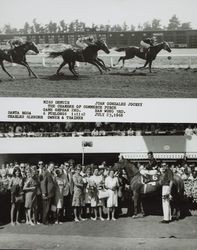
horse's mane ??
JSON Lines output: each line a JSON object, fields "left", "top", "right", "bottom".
{"left": 118, "top": 158, "right": 140, "bottom": 181}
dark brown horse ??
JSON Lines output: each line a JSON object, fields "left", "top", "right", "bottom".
{"left": 115, "top": 41, "right": 171, "bottom": 73}
{"left": 49, "top": 40, "right": 110, "bottom": 77}
{"left": 118, "top": 158, "right": 184, "bottom": 219}
{"left": 0, "top": 41, "right": 39, "bottom": 79}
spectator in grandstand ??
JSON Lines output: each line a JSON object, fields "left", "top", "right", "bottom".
{"left": 160, "top": 162, "right": 174, "bottom": 224}
{"left": 91, "top": 128, "right": 99, "bottom": 136}
{"left": 9, "top": 167, "right": 24, "bottom": 226}
{"left": 127, "top": 127, "right": 135, "bottom": 136}
{"left": 105, "top": 170, "right": 119, "bottom": 220}
{"left": 72, "top": 164, "right": 86, "bottom": 222}
{"left": 185, "top": 125, "right": 193, "bottom": 136}
{"left": 193, "top": 126, "right": 197, "bottom": 135}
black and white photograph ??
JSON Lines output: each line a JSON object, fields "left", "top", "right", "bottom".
{"left": 0, "top": 121, "right": 197, "bottom": 249}
{"left": 0, "top": 0, "right": 197, "bottom": 249}
{"left": 0, "top": 0, "right": 196, "bottom": 97}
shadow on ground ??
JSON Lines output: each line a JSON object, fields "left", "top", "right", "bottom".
{"left": 42, "top": 73, "right": 91, "bottom": 81}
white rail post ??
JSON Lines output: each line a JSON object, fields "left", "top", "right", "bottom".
{"left": 188, "top": 56, "right": 191, "bottom": 68}
{"left": 110, "top": 57, "right": 114, "bottom": 67}
{"left": 42, "top": 55, "right": 46, "bottom": 67}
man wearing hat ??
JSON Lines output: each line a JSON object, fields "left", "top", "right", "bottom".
{"left": 160, "top": 162, "right": 174, "bottom": 223}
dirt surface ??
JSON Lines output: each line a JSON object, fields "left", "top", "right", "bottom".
{"left": 0, "top": 66, "right": 197, "bottom": 98}
{"left": 0, "top": 216, "right": 197, "bottom": 249}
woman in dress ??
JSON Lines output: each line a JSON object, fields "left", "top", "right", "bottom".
{"left": 9, "top": 167, "right": 24, "bottom": 226}
{"left": 54, "top": 168, "right": 65, "bottom": 224}
{"left": 89, "top": 167, "right": 105, "bottom": 221}
{"left": 72, "top": 164, "right": 86, "bottom": 222}
{"left": 105, "top": 170, "right": 119, "bottom": 220}
{"left": 23, "top": 167, "right": 39, "bottom": 225}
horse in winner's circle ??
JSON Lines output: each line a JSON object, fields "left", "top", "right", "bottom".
{"left": 118, "top": 158, "right": 184, "bottom": 220}
{"left": 49, "top": 40, "right": 110, "bottom": 77}
{"left": 0, "top": 41, "right": 39, "bottom": 79}
{"left": 115, "top": 41, "right": 171, "bottom": 73}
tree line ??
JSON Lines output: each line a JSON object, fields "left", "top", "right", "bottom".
{"left": 1, "top": 15, "right": 192, "bottom": 34}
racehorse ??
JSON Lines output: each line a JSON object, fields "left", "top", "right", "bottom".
{"left": 118, "top": 158, "right": 184, "bottom": 220}
{"left": 49, "top": 40, "right": 110, "bottom": 77}
{"left": 0, "top": 41, "right": 39, "bottom": 79}
{"left": 115, "top": 41, "right": 171, "bottom": 73}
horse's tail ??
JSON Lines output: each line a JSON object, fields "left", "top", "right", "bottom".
{"left": 115, "top": 48, "right": 126, "bottom": 52}
{"left": 48, "top": 51, "right": 64, "bottom": 58}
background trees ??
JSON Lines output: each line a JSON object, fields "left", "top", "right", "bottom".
{"left": 0, "top": 15, "right": 193, "bottom": 34}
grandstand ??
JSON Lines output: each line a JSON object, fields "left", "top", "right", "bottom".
{"left": 1, "top": 30, "right": 197, "bottom": 48}
{"left": 0, "top": 125, "right": 197, "bottom": 165}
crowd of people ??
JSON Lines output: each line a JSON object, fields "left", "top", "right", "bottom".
{"left": 0, "top": 122, "right": 196, "bottom": 138}
{"left": 0, "top": 156, "right": 197, "bottom": 226}
{"left": 0, "top": 160, "right": 122, "bottom": 226}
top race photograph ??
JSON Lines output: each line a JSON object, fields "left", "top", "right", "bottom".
{"left": 0, "top": 0, "right": 197, "bottom": 98}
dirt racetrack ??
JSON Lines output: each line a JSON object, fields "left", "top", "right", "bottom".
{"left": 0, "top": 65, "right": 197, "bottom": 97}
{"left": 0, "top": 216, "right": 197, "bottom": 249}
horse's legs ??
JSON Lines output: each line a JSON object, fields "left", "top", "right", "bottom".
{"left": 23, "top": 59, "right": 31, "bottom": 76}
{"left": 133, "top": 60, "right": 149, "bottom": 73}
{"left": 19, "top": 61, "right": 38, "bottom": 78}
{"left": 96, "top": 58, "right": 109, "bottom": 71}
{"left": 56, "top": 61, "right": 67, "bottom": 75}
{"left": 148, "top": 61, "right": 153, "bottom": 73}
{"left": 0, "top": 61, "right": 15, "bottom": 79}
{"left": 68, "top": 62, "right": 78, "bottom": 77}
{"left": 89, "top": 61, "right": 103, "bottom": 74}
{"left": 114, "top": 56, "right": 124, "bottom": 67}
{"left": 140, "top": 198, "right": 145, "bottom": 217}
{"left": 120, "top": 57, "right": 126, "bottom": 68}
{"left": 132, "top": 191, "right": 139, "bottom": 218}
{"left": 71, "top": 61, "right": 79, "bottom": 75}
{"left": 95, "top": 59, "right": 108, "bottom": 72}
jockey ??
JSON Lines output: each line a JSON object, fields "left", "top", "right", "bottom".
{"left": 140, "top": 37, "right": 156, "bottom": 58}
{"left": 7, "top": 37, "right": 24, "bottom": 50}
{"left": 6, "top": 38, "right": 24, "bottom": 62}
{"left": 140, "top": 151, "right": 159, "bottom": 184}
{"left": 75, "top": 35, "right": 95, "bottom": 62}
{"left": 76, "top": 35, "right": 95, "bottom": 49}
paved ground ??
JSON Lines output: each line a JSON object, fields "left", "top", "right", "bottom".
{"left": 0, "top": 215, "right": 197, "bottom": 249}
{"left": 0, "top": 66, "right": 197, "bottom": 98}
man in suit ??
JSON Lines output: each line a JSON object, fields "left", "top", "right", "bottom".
{"left": 41, "top": 162, "right": 55, "bottom": 225}
{"left": 62, "top": 162, "right": 74, "bottom": 221}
